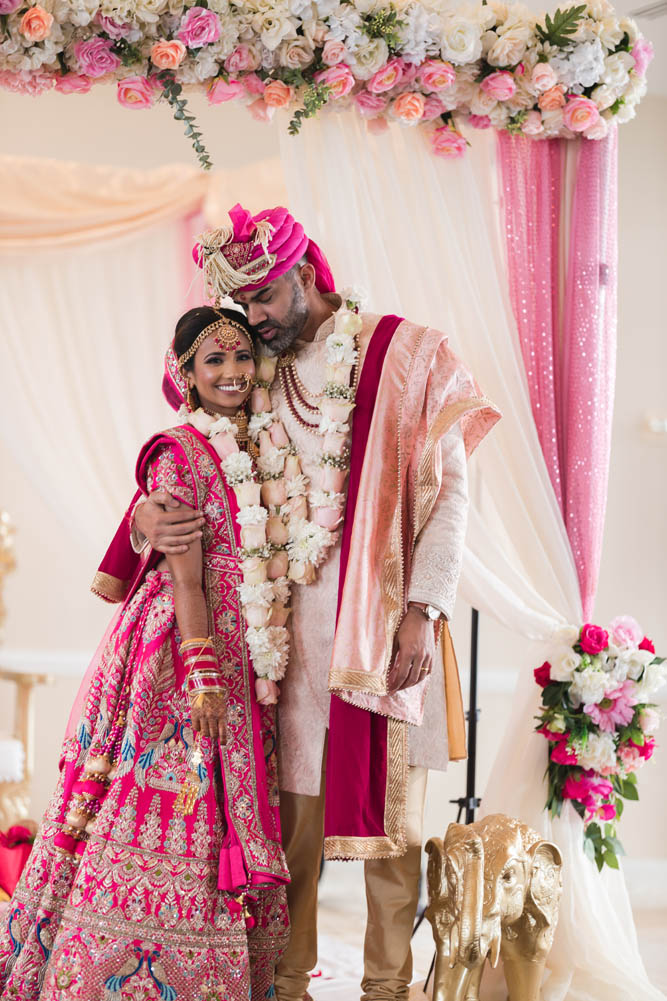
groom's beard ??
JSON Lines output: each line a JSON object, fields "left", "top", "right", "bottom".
{"left": 252, "top": 283, "right": 309, "bottom": 356}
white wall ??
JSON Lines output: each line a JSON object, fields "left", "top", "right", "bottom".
{"left": 0, "top": 91, "right": 665, "bottom": 892}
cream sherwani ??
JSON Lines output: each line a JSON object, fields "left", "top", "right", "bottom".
{"left": 273, "top": 307, "right": 470, "bottom": 1001}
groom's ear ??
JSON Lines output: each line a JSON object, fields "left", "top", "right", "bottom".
{"left": 298, "top": 262, "right": 316, "bottom": 292}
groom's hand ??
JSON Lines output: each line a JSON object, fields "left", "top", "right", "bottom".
{"left": 387, "top": 606, "right": 436, "bottom": 692}
{"left": 134, "top": 490, "right": 205, "bottom": 555}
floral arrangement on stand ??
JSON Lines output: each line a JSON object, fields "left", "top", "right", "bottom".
{"left": 0, "top": 0, "right": 653, "bottom": 168}
{"left": 535, "top": 616, "right": 665, "bottom": 871}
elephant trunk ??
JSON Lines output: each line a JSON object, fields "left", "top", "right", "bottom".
{"left": 450, "top": 834, "right": 484, "bottom": 968}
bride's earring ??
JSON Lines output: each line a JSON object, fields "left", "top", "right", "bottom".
{"left": 187, "top": 382, "right": 199, "bottom": 412}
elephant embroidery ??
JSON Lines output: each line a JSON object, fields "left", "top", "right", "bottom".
{"left": 425, "top": 813, "right": 563, "bottom": 1001}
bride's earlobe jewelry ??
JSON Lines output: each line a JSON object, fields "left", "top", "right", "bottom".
{"left": 187, "top": 383, "right": 199, "bottom": 412}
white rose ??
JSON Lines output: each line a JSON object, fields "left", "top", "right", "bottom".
{"left": 253, "top": 11, "right": 298, "bottom": 50}
{"left": 624, "top": 648, "right": 655, "bottom": 680}
{"left": 346, "top": 37, "right": 389, "bottom": 79}
{"left": 488, "top": 104, "right": 511, "bottom": 127}
{"left": 636, "top": 662, "right": 667, "bottom": 700}
{"left": 570, "top": 666, "right": 608, "bottom": 707}
{"left": 440, "top": 16, "right": 483, "bottom": 65}
{"left": 552, "top": 624, "right": 581, "bottom": 647}
{"left": 550, "top": 645, "right": 582, "bottom": 683}
{"left": 626, "top": 73, "right": 647, "bottom": 102}
{"left": 487, "top": 28, "right": 529, "bottom": 67}
{"left": 586, "top": 0, "right": 614, "bottom": 18}
{"left": 279, "top": 37, "right": 315, "bottom": 68}
{"left": 590, "top": 83, "right": 617, "bottom": 110}
{"left": 134, "top": 0, "right": 169, "bottom": 22}
{"left": 577, "top": 731, "right": 617, "bottom": 773}
{"left": 594, "top": 15, "right": 624, "bottom": 50}
{"left": 615, "top": 100, "right": 637, "bottom": 124}
{"left": 469, "top": 86, "right": 497, "bottom": 115}
{"left": 618, "top": 16, "right": 639, "bottom": 44}
{"left": 541, "top": 108, "right": 564, "bottom": 134}
{"left": 602, "top": 50, "right": 634, "bottom": 89}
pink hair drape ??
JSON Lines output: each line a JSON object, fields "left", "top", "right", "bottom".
{"left": 498, "top": 130, "right": 618, "bottom": 619}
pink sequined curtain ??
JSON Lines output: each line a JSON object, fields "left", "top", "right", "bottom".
{"left": 498, "top": 130, "right": 618, "bottom": 619}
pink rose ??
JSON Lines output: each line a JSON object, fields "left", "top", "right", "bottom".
{"left": 367, "top": 57, "right": 404, "bottom": 94}
{"left": 314, "top": 64, "right": 355, "bottom": 100}
{"left": 630, "top": 736, "right": 655, "bottom": 761}
{"left": 117, "top": 77, "right": 154, "bottom": 110}
{"left": 467, "top": 113, "right": 492, "bottom": 129}
{"left": 178, "top": 7, "right": 221, "bottom": 48}
{"left": 631, "top": 38, "right": 654, "bottom": 78}
{"left": 579, "top": 623, "right": 609, "bottom": 655}
{"left": 54, "top": 74, "right": 92, "bottom": 94}
{"left": 208, "top": 78, "right": 244, "bottom": 104}
{"left": 639, "top": 636, "right": 655, "bottom": 654}
{"left": 0, "top": 69, "right": 54, "bottom": 95}
{"left": 95, "top": 14, "right": 131, "bottom": 39}
{"left": 19, "top": 5, "right": 53, "bottom": 42}
{"left": 355, "top": 90, "right": 388, "bottom": 117}
{"left": 531, "top": 61, "right": 558, "bottom": 93}
{"left": 550, "top": 738, "right": 578, "bottom": 766}
{"left": 264, "top": 79, "right": 293, "bottom": 109}
{"left": 399, "top": 60, "right": 418, "bottom": 84}
{"left": 538, "top": 85, "right": 566, "bottom": 110}
{"left": 609, "top": 615, "right": 644, "bottom": 649}
{"left": 521, "top": 110, "right": 544, "bottom": 135}
{"left": 244, "top": 72, "right": 266, "bottom": 96}
{"left": 422, "top": 95, "right": 446, "bottom": 121}
{"left": 418, "top": 59, "right": 456, "bottom": 93}
{"left": 534, "top": 662, "right": 552, "bottom": 688}
{"left": 431, "top": 125, "right": 467, "bottom": 159}
{"left": 480, "top": 70, "right": 516, "bottom": 101}
{"left": 322, "top": 39, "right": 346, "bottom": 66}
{"left": 390, "top": 91, "right": 425, "bottom": 123}
{"left": 0, "top": 0, "right": 21, "bottom": 12}
{"left": 74, "top": 38, "right": 121, "bottom": 79}
{"left": 597, "top": 802, "right": 617, "bottom": 822}
{"left": 562, "top": 96, "right": 600, "bottom": 133}
{"left": 151, "top": 39, "right": 187, "bottom": 70}
{"left": 639, "top": 707, "right": 660, "bottom": 735}
{"left": 248, "top": 98, "right": 275, "bottom": 123}
{"left": 225, "top": 45, "right": 260, "bottom": 74}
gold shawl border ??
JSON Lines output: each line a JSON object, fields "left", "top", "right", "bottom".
{"left": 90, "top": 571, "right": 130, "bottom": 604}
{"left": 324, "top": 718, "right": 408, "bottom": 861}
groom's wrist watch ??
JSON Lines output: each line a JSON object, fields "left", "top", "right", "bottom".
{"left": 409, "top": 601, "right": 442, "bottom": 622}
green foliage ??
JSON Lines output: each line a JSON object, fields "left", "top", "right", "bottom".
{"left": 288, "top": 82, "right": 330, "bottom": 135}
{"left": 362, "top": 6, "right": 406, "bottom": 51}
{"left": 536, "top": 5, "right": 587, "bottom": 48}
{"left": 113, "top": 39, "right": 142, "bottom": 67}
{"left": 158, "top": 73, "right": 213, "bottom": 171}
{"left": 505, "top": 111, "right": 528, "bottom": 134}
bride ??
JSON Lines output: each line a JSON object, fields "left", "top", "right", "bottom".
{"left": 0, "top": 307, "right": 292, "bottom": 1000}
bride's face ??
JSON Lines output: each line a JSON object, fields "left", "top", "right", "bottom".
{"left": 187, "top": 330, "right": 255, "bottom": 415}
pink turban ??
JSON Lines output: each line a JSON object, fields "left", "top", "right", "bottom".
{"left": 193, "top": 204, "right": 335, "bottom": 299}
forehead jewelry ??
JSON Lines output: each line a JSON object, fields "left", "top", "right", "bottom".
{"left": 177, "top": 317, "right": 253, "bottom": 372}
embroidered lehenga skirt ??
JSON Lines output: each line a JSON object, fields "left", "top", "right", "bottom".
{"left": 0, "top": 430, "right": 291, "bottom": 1000}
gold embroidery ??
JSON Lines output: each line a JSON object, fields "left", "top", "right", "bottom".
{"left": 90, "top": 570, "right": 130, "bottom": 604}
{"left": 327, "top": 670, "right": 386, "bottom": 695}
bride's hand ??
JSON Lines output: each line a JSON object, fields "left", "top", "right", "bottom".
{"left": 255, "top": 679, "right": 280, "bottom": 706}
{"left": 191, "top": 693, "right": 228, "bottom": 743}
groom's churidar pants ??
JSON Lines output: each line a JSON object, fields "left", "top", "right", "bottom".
{"left": 275, "top": 749, "right": 428, "bottom": 1001}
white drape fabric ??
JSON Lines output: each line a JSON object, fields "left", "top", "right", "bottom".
{"left": 278, "top": 112, "right": 663, "bottom": 1001}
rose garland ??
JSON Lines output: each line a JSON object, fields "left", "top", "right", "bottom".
{"left": 0, "top": 1, "right": 653, "bottom": 170}
{"left": 535, "top": 616, "right": 665, "bottom": 871}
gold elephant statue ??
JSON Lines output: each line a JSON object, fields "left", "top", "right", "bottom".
{"left": 425, "top": 814, "right": 563, "bottom": 1001}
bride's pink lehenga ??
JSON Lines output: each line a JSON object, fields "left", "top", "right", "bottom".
{"left": 0, "top": 426, "right": 290, "bottom": 1000}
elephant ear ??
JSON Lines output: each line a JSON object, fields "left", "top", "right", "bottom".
{"left": 527, "top": 841, "right": 563, "bottom": 951}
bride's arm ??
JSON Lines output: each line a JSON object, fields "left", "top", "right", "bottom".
{"left": 166, "top": 541, "right": 227, "bottom": 744}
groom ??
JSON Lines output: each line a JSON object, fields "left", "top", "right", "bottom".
{"left": 130, "top": 205, "right": 499, "bottom": 1001}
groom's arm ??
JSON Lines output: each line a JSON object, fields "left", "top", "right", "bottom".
{"left": 133, "top": 490, "right": 205, "bottom": 555}
{"left": 389, "top": 425, "right": 469, "bottom": 692}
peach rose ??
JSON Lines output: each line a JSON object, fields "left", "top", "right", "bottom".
{"left": 289, "top": 496, "right": 308, "bottom": 520}
{"left": 20, "top": 6, "right": 53, "bottom": 42}
{"left": 267, "top": 550, "right": 289, "bottom": 579}
{"left": 266, "top": 516, "right": 289, "bottom": 546}
{"left": 255, "top": 678, "right": 279, "bottom": 703}
{"left": 270, "top": 605, "right": 291, "bottom": 627}
{"left": 538, "top": 85, "right": 566, "bottom": 111}
{"left": 241, "top": 557, "right": 268, "bottom": 585}
{"left": 320, "top": 466, "right": 348, "bottom": 492}
{"left": 418, "top": 59, "right": 456, "bottom": 92}
{"left": 258, "top": 431, "right": 274, "bottom": 456}
{"left": 326, "top": 362, "right": 354, "bottom": 383}
{"left": 562, "top": 96, "right": 600, "bottom": 133}
{"left": 314, "top": 64, "right": 355, "bottom": 100}
{"left": 531, "top": 61, "right": 558, "bottom": 93}
{"left": 244, "top": 603, "right": 272, "bottom": 627}
{"left": 313, "top": 506, "right": 343, "bottom": 530}
{"left": 234, "top": 481, "right": 262, "bottom": 507}
{"left": 323, "top": 430, "right": 347, "bottom": 455}
{"left": 322, "top": 39, "right": 346, "bottom": 66}
{"left": 261, "top": 478, "right": 288, "bottom": 506}
{"left": 151, "top": 39, "right": 186, "bottom": 70}
{"left": 208, "top": 77, "right": 244, "bottom": 104}
{"left": 480, "top": 71, "right": 516, "bottom": 101}
{"left": 431, "top": 125, "right": 467, "bottom": 159}
{"left": 288, "top": 560, "right": 315, "bottom": 584}
{"left": 256, "top": 354, "right": 277, "bottom": 381}
{"left": 270, "top": 422, "right": 289, "bottom": 447}
{"left": 284, "top": 454, "right": 301, "bottom": 478}
{"left": 241, "top": 524, "right": 267, "bottom": 549}
{"left": 521, "top": 110, "right": 544, "bottom": 135}
{"left": 367, "top": 57, "right": 404, "bottom": 94}
{"left": 391, "top": 92, "right": 425, "bottom": 123}
{"left": 210, "top": 432, "right": 239, "bottom": 460}
{"left": 251, "top": 387, "right": 272, "bottom": 412}
{"left": 264, "top": 79, "right": 293, "bottom": 109}
{"left": 117, "top": 77, "right": 154, "bottom": 110}
{"left": 320, "top": 398, "right": 355, "bottom": 423}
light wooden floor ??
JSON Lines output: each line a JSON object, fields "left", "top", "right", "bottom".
{"left": 313, "top": 860, "right": 667, "bottom": 999}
